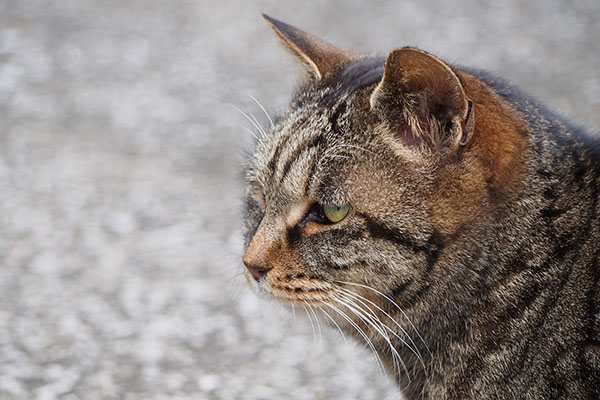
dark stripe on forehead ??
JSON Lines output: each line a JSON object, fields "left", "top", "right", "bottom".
{"left": 303, "top": 149, "right": 321, "bottom": 196}
{"left": 283, "top": 101, "right": 347, "bottom": 194}
{"left": 279, "top": 133, "right": 326, "bottom": 183}
{"left": 267, "top": 133, "right": 286, "bottom": 173}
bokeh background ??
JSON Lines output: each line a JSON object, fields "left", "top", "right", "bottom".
{"left": 1, "top": 0, "right": 599, "bottom": 399}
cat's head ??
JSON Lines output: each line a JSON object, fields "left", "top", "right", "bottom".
{"left": 242, "top": 15, "right": 526, "bottom": 320}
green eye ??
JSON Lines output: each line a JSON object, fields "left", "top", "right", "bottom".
{"left": 322, "top": 204, "right": 350, "bottom": 223}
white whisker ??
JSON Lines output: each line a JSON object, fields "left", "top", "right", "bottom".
{"left": 248, "top": 93, "right": 275, "bottom": 128}
{"left": 314, "top": 140, "right": 368, "bottom": 172}
{"left": 334, "top": 288, "right": 420, "bottom": 352}
{"left": 337, "top": 280, "right": 432, "bottom": 358}
{"left": 332, "top": 143, "right": 374, "bottom": 154}
{"left": 230, "top": 105, "right": 267, "bottom": 138}
{"left": 333, "top": 292, "right": 401, "bottom": 377}
{"left": 302, "top": 303, "right": 317, "bottom": 343}
{"left": 238, "top": 124, "right": 260, "bottom": 140}
{"left": 335, "top": 286, "right": 428, "bottom": 378}
{"left": 305, "top": 301, "right": 323, "bottom": 343}
{"left": 332, "top": 292, "right": 410, "bottom": 381}
{"left": 321, "top": 300, "right": 386, "bottom": 375}
{"left": 318, "top": 303, "right": 351, "bottom": 370}
{"left": 330, "top": 295, "right": 401, "bottom": 377}
{"left": 247, "top": 109, "right": 266, "bottom": 137}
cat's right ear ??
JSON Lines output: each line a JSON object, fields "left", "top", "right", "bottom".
{"left": 263, "top": 14, "right": 355, "bottom": 82}
{"left": 370, "top": 48, "right": 474, "bottom": 152}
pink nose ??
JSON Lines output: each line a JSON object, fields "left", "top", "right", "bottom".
{"left": 244, "top": 263, "right": 271, "bottom": 280}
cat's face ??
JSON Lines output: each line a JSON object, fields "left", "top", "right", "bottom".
{"left": 243, "top": 82, "right": 440, "bottom": 309}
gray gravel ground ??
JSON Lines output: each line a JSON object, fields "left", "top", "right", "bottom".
{"left": 1, "top": 1, "right": 599, "bottom": 399}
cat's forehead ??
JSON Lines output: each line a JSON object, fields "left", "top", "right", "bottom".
{"left": 253, "top": 99, "right": 334, "bottom": 185}
{"left": 249, "top": 57, "right": 387, "bottom": 205}
{"left": 250, "top": 88, "right": 363, "bottom": 205}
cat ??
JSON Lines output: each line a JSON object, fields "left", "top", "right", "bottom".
{"left": 242, "top": 14, "right": 600, "bottom": 400}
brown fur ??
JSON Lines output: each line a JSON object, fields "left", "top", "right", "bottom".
{"left": 458, "top": 71, "right": 529, "bottom": 194}
{"left": 242, "top": 15, "right": 600, "bottom": 400}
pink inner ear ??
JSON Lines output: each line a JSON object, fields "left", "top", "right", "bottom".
{"left": 392, "top": 125, "right": 423, "bottom": 148}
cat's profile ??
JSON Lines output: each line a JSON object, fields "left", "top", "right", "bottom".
{"left": 242, "top": 14, "right": 600, "bottom": 400}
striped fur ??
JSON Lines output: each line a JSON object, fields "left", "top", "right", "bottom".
{"left": 243, "top": 15, "right": 600, "bottom": 400}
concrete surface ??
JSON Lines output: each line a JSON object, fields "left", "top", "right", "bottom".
{"left": 1, "top": 0, "right": 599, "bottom": 399}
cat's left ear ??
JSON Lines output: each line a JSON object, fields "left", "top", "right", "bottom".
{"left": 370, "top": 48, "right": 474, "bottom": 151}
{"left": 263, "top": 14, "right": 356, "bottom": 82}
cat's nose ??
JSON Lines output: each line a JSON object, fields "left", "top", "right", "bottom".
{"left": 243, "top": 242, "right": 271, "bottom": 280}
{"left": 243, "top": 218, "right": 280, "bottom": 281}
{"left": 243, "top": 261, "right": 272, "bottom": 280}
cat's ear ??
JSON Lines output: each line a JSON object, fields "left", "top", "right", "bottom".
{"left": 263, "top": 14, "right": 355, "bottom": 81}
{"left": 370, "top": 48, "right": 474, "bottom": 151}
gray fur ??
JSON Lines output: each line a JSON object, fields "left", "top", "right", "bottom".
{"left": 243, "top": 19, "right": 600, "bottom": 400}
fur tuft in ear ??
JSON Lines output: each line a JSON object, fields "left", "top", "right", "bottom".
{"left": 370, "top": 47, "right": 474, "bottom": 151}
{"left": 263, "top": 14, "right": 356, "bottom": 82}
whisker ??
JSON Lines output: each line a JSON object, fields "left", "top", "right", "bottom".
{"left": 332, "top": 143, "right": 374, "bottom": 154}
{"left": 238, "top": 124, "right": 260, "bottom": 140}
{"left": 321, "top": 300, "right": 386, "bottom": 375}
{"left": 332, "top": 292, "right": 410, "bottom": 382}
{"left": 230, "top": 105, "right": 267, "bottom": 138}
{"left": 302, "top": 303, "right": 317, "bottom": 344}
{"left": 318, "top": 303, "right": 351, "bottom": 370}
{"left": 337, "top": 288, "right": 414, "bottom": 348}
{"left": 306, "top": 301, "right": 323, "bottom": 343}
{"left": 247, "top": 109, "right": 267, "bottom": 137}
{"left": 247, "top": 93, "right": 275, "bottom": 128}
{"left": 330, "top": 295, "right": 399, "bottom": 377}
{"left": 333, "top": 292, "right": 401, "bottom": 378}
{"left": 335, "top": 286, "right": 428, "bottom": 378}
{"left": 337, "top": 280, "right": 432, "bottom": 358}
{"left": 291, "top": 302, "right": 297, "bottom": 327}
{"left": 314, "top": 141, "right": 365, "bottom": 173}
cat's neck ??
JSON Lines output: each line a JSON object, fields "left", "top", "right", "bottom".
{"left": 383, "top": 121, "right": 600, "bottom": 398}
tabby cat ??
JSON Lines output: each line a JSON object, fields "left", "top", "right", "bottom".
{"left": 242, "top": 15, "right": 600, "bottom": 400}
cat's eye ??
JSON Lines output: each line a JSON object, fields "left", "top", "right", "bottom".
{"left": 299, "top": 203, "right": 351, "bottom": 227}
{"left": 322, "top": 204, "right": 350, "bottom": 223}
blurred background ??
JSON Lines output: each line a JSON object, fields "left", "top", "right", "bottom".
{"left": 0, "top": 0, "right": 599, "bottom": 399}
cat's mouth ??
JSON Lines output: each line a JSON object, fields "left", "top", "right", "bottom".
{"left": 246, "top": 270, "right": 335, "bottom": 306}
{"left": 267, "top": 281, "right": 333, "bottom": 304}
